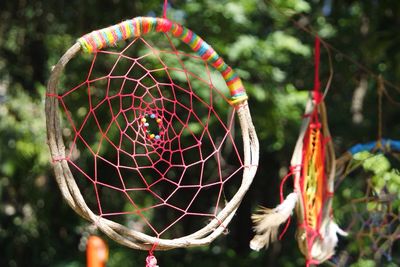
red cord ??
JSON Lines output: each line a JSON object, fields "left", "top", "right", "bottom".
{"left": 278, "top": 216, "right": 291, "bottom": 241}
{"left": 163, "top": 0, "right": 168, "bottom": 19}
{"left": 279, "top": 171, "right": 292, "bottom": 203}
{"left": 278, "top": 165, "right": 301, "bottom": 240}
{"left": 313, "top": 36, "right": 322, "bottom": 104}
{"left": 313, "top": 36, "right": 321, "bottom": 94}
{"left": 146, "top": 242, "right": 159, "bottom": 267}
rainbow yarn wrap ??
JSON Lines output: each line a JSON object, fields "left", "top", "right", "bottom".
{"left": 77, "top": 17, "right": 247, "bottom": 104}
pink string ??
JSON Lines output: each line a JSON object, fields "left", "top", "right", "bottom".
{"left": 306, "top": 258, "right": 320, "bottom": 267}
{"left": 146, "top": 255, "right": 158, "bottom": 267}
{"left": 312, "top": 36, "right": 323, "bottom": 105}
{"left": 146, "top": 242, "right": 159, "bottom": 267}
{"left": 313, "top": 36, "right": 321, "bottom": 95}
{"left": 278, "top": 165, "right": 301, "bottom": 240}
{"left": 278, "top": 216, "right": 291, "bottom": 241}
{"left": 163, "top": 0, "right": 168, "bottom": 19}
{"left": 279, "top": 172, "right": 292, "bottom": 203}
{"left": 51, "top": 33, "right": 244, "bottom": 241}
{"left": 51, "top": 156, "right": 67, "bottom": 163}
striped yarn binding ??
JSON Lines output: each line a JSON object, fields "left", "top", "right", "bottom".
{"left": 77, "top": 16, "right": 247, "bottom": 103}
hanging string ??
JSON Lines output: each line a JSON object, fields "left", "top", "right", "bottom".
{"left": 146, "top": 242, "right": 159, "bottom": 267}
{"left": 163, "top": 0, "right": 168, "bottom": 19}
{"left": 264, "top": 0, "right": 400, "bottom": 98}
{"left": 278, "top": 37, "right": 323, "bottom": 241}
{"left": 313, "top": 36, "right": 320, "bottom": 93}
{"left": 313, "top": 36, "right": 322, "bottom": 104}
{"left": 377, "top": 75, "right": 384, "bottom": 146}
{"left": 320, "top": 38, "right": 334, "bottom": 99}
{"left": 277, "top": 165, "right": 301, "bottom": 240}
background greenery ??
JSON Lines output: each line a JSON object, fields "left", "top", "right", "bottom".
{"left": 1, "top": 0, "right": 399, "bottom": 266}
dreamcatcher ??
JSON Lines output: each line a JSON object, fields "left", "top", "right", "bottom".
{"left": 335, "top": 139, "right": 400, "bottom": 265}
{"left": 334, "top": 76, "right": 400, "bottom": 265}
{"left": 250, "top": 37, "right": 346, "bottom": 266}
{"left": 46, "top": 3, "right": 259, "bottom": 266}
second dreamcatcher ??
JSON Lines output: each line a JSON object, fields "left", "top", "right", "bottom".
{"left": 250, "top": 37, "right": 346, "bottom": 266}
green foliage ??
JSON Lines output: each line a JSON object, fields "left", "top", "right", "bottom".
{"left": 353, "top": 151, "right": 400, "bottom": 207}
{"left": 350, "top": 259, "right": 376, "bottom": 267}
{"left": 334, "top": 151, "right": 400, "bottom": 265}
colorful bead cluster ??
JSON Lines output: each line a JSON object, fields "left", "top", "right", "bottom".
{"left": 77, "top": 17, "right": 247, "bottom": 104}
{"left": 140, "top": 113, "right": 163, "bottom": 141}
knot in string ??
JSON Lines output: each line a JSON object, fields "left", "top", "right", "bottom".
{"left": 146, "top": 255, "right": 159, "bottom": 267}
{"left": 289, "top": 164, "right": 302, "bottom": 174}
{"left": 51, "top": 156, "right": 66, "bottom": 163}
{"left": 146, "top": 242, "right": 159, "bottom": 267}
{"left": 312, "top": 90, "right": 323, "bottom": 105}
{"left": 310, "top": 122, "right": 321, "bottom": 129}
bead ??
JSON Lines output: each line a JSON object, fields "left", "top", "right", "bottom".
{"left": 149, "top": 134, "right": 155, "bottom": 139}
{"left": 156, "top": 118, "right": 162, "bottom": 124}
{"left": 141, "top": 118, "right": 147, "bottom": 123}
{"left": 150, "top": 114, "right": 156, "bottom": 119}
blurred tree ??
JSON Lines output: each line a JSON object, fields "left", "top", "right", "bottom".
{"left": 0, "top": 0, "right": 399, "bottom": 266}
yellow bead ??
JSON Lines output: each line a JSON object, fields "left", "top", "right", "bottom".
{"left": 156, "top": 118, "right": 161, "bottom": 124}
{"left": 141, "top": 118, "right": 146, "bottom": 123}
{"left": 149, "top": 134, "right": 155, "bottom": 139}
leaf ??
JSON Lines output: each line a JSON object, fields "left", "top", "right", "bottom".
{"left": 363, "top": 154, "right": 391, "bottom": 174}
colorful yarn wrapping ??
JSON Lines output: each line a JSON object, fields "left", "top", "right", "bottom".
{"left": 300, "top": 124, "right": 327, "bottom": 233}
{"left": 295, "top": 103, "right": 334, "bottom": 266}
{"left": 294, "top": 37, "right": 343, "bottom": 266}
{"left": 77, "top": 16, "right": 247, "bottom": 104}
{"left": 249, "top": 36, "right": 342, "bottom": 265}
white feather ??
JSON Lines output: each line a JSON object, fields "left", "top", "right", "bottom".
{"left": 250, "top": 192, "right": 298, "bottom": 251}
{"left": 311, "top": 220, "right": 348, "bottom": 262}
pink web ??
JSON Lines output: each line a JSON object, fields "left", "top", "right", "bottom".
{"left": 51, "top": 32, "right": 244, "bottom": 238}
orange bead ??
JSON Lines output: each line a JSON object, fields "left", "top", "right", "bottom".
{"left": 87, "top": 236, "right": 108, "bottom": 267}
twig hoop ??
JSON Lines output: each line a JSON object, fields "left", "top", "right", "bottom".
{"left": 46, "top": 17, "right": 259, "bottom": 250}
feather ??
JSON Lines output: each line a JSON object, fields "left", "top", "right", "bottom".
{"left": 250, "top": 192, "right": 298, "bottom": 251}
{"left": 311, "top": 220, "right": 348, "bottom": 262}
